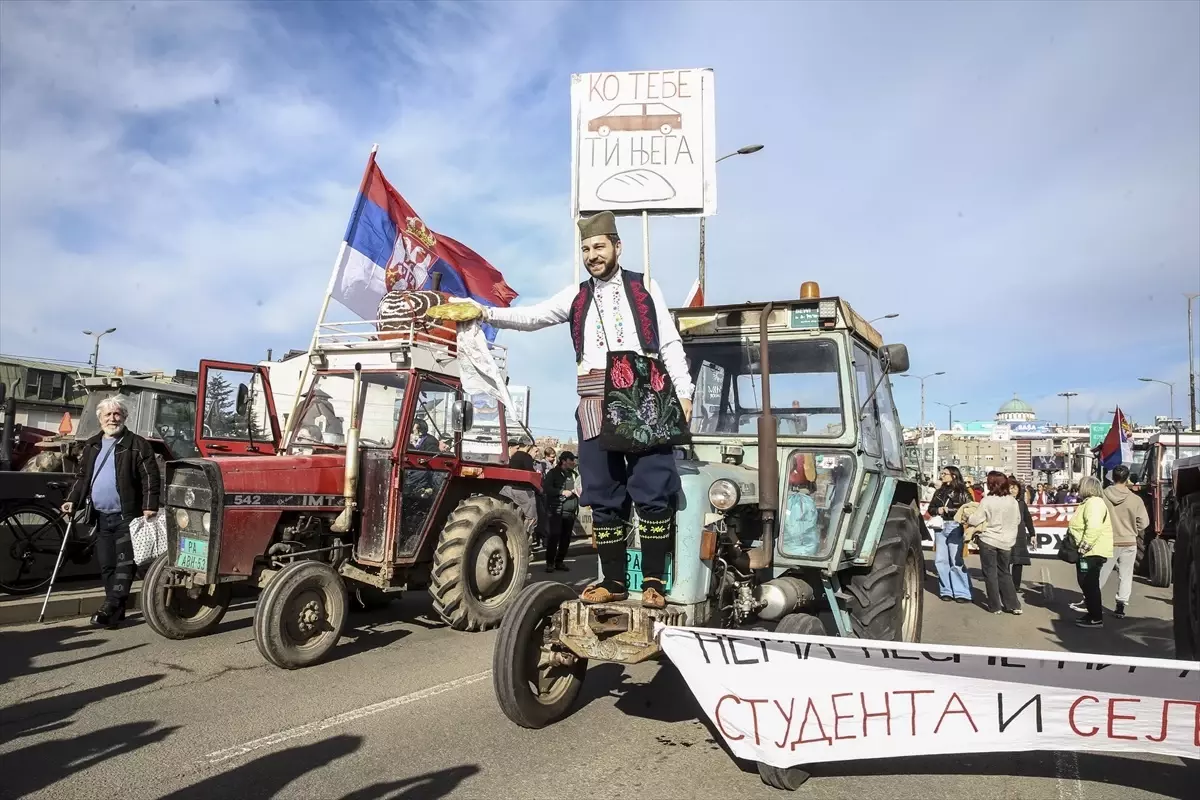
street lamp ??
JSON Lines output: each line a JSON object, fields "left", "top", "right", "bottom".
{"left": 1138, "top": 377, "right": 1175, "bottom": 420}
{"left": 900, "top": 371, "right": 945, "bottom": 479}
{"left": 1185, "top": 292, "right": 1198, "bottom": 431}
{"left": 868, "top": 313, "right": 900, "bottom": 324}
{"left": 83, "top": 328, "right": 116, "bottom": 377}
{"left": 698, "top": 144, "right": 764, "bottom": 297}
{"left": 1058, "top": 391, "right": 1079, "bottom": 485}
{"left": 934, "top": 400, "right": 967, "bottom": 431}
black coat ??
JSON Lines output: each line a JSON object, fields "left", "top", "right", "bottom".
{"left": 543, "top": 466, "right": 579, "bottom": 517}
{"left": 1011, "top": 497, "right": 1036, "bottom": 565}
{"left": 67, "top": 429, "right": 161, "bottom": 521}
{"left": 929, "top": 485, "right": 972, "bottom": 521}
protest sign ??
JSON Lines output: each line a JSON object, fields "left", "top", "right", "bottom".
{"left": 570, "top": 68, "right": 717, "bottom": 216}
{"left": 657, "top": 626, "right": 1200, "bottom": 769}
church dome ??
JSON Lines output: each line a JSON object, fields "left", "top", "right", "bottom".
{"left": 996, "top": 394, "right": 1035, "bottom": 422}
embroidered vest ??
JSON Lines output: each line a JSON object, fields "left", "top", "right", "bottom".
{"left": 568, "top": 270, "right": 660, "bottom": 363}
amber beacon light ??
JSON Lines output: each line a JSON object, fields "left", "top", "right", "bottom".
{"left": 799, "top": 281, "right": 820, "bottom": 299}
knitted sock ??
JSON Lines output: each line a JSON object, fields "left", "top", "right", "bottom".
{"left": 636, "top": 505, "right": 673, "bottom": 590}
{"left": 593, "top": 521, "right": 627, "bottom": 591}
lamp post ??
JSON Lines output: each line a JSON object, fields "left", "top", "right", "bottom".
{"left": 868, "top": 313, "right": 900, "bottom": 324}
{"left": 934, "top": 400, "right": 967, "bottom": 431}
{"left": 1058, "top": 391, "right": 1078, "bottom": 485}
{"left": 900, "top": 371, "right": 944, "bottom": 480}
{"left": 698, "top": 144, "right": 764, "bottom": 297}
{"left": 82, "top": 328, "right": 116, "bottom": 377}
{"left": 1138, "top": 377, "right": 1175, "bottom": 421}
{"left": 1183, "top": 291, "right": 1197, "bottom": 431}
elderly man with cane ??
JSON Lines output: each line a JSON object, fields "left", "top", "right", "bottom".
{"left": 60, "top": 396, "right": 160, "bottom": 628}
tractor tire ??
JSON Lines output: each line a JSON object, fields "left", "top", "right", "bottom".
{"left": 844, "top": 503, "right": 924, "bottom": 642}
{"left": 492, "top": 580, "right": 586, "bottom": 729}
{"left": 1174, "top": 498, "right": 1200, "bottom": 660}
{"left": 1136, "top": 530, "right": 1150, "bottom": 575}
{"left": 757, "top": 613, "right": 821, "bottom": 790}
{"left": 430, "top": 495, "right": 530, "bottom": 632}
{"left": 1147, "top": 537, "right": 1173, "bottom": 588}
{"left": 141, "top": 554, "right": 232, "bottom": 639}
{"left": 253, "top": 560, "right": 347, "bottom": 669}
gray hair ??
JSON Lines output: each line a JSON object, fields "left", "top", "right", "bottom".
{"left": 1077, "top": 475, "right": 1104, "bottom": 500}
{"left": 95, "top": 395, "right": 130, "bottom": 419}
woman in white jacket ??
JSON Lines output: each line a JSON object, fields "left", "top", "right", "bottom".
{"left": 967, "top": 471, "right": 1023, "bottom": 615}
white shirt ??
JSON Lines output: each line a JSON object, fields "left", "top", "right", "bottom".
{"left": 485, "top": 269, "right": 695, "bottom": 400}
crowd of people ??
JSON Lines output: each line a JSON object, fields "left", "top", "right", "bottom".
{"left": 926, "top": 464, "right": 1148, "bottom": 628}
{"left": 505, "top": 437, "right": 583, "bottom": 573}
{"left": 921, "top": 476, "right": 1085, "bottom": 506}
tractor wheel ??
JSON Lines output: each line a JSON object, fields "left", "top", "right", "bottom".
{"left": 349, "top": 584, "right": 394, "bottom": 611}
{"left": 1136, "top": 530, "right": 1150, "bottom": 575}
{"left": 430, "top": 495, "right": 530, "bottom": 631}
{"left": 141, "top": 554, "right": 232, "bottom": 639}
{"left": 1147, "top": 537, "right": 1173, "bottom": 588}
{"left": 1174, "top": 498, "right": 1200, "bottom": 660}
{"left": 254, "top": 560, "right": 347, "bottom": 669}
{"left": 757, "top": 613, "right": 820, "bottom": 790}
{"left": 492, "top": 580, "right": 586, "bottom": 729}
{"left": 845, "top": 504, "right": 924, "bottom": 642}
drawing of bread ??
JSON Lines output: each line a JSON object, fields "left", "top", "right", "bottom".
{"left": 596, "top": 169, "right": 676, "bottom": 203}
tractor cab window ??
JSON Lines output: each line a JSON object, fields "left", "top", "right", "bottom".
{"left": 155, "top": 393, "right": 199, "bottom": 459}
{"left": 779, "top": 450, "right": 856, "bottom": 559}
{"left": 1159, "top": 445, "right": 1200, "bottom": 480}
{"left": 684, "top": 338, "right": 844, "bottom": 437}
{"left": 852, "top": 344, "right": 882, "bottom": 457}
{"left": 290, "top": 372, "right": 408, "bottom": 450}
{"left": 408, "top": 380, "right": 456, "bottom": 454}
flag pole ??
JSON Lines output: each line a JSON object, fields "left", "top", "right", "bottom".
{"left": 279, "top": 143, "right": 379, "bottom": 451}
{"left": 642, "top": 210, "right": 651, "bottom": 284}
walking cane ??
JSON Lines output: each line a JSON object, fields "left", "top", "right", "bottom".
{"left": 38, "top": 509, "right": 77, "bottom": 624}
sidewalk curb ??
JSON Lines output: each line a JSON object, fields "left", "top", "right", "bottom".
{"left": 1, "top": 540, "right": 596, "bottom": 627}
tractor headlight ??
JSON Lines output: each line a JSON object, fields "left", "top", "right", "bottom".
{"left": 708, "top": 479, "right": 739, "bottom": 511}
{"left": 175, "top": 508, "right": 190, "bottom": 530}
{"left": 202, "top": 512, "right": 211, "bottom": 533}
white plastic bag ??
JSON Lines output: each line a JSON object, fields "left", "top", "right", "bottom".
{"left": 925, "top": 514, "right": 945, "bottom": 531}
{"left": 130, "top": 509, "right": 168, "bottom": 567}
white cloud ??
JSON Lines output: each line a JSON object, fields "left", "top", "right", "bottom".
{"left": 1, "top": 0, "right": 1197, "bottom": 438}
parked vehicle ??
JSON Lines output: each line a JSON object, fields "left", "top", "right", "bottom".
{"left": 1134, "top": 431, "right": 1200, "bottom": 587}
{"left": 1172, "top": 454, "right": 1199, "bottom": 660}
{"left": 491, "top": 282, "right": 925, "bottom": 792}
{"left": 145, "top": 311, "right": 542, "bottom": 669}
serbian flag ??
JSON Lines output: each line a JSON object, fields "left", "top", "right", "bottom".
{"left": 332, "top": 149, "right": 518, "bottom": 340}
{"left": 1098, "top": 406, "right": 1134, "bottom": 471}
{"left": 683, "top": 278, "right": 704, "bottom": 307}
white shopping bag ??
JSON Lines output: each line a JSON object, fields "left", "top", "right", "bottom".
{"left": 130, "top": 510, "right": 168, "bottom": 567}
{"left": 925, "top": 514, "right": 945, "bottom": 531}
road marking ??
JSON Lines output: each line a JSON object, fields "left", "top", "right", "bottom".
{"left": 1054, "top": 750, "right": 1082, "bottom": 800}
{"left": 200, "top": 670, "right": 491, "bottom": 765}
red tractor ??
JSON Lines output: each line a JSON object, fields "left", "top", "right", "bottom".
{"left": 141, "top": 320, "right": 541, "bottom": 669}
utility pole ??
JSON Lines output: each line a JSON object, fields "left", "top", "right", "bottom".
{"left": 1188, "top": 292, "right": 1198, "bottom": 431}
{"left": 901, "top": 371, "right": 944, "bottom": 481}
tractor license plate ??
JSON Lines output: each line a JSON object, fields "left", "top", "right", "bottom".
{"left": 625, "top": 550, "right": 674, "bottom": 592}
{"left": 176, "top": 537, "right": 209, "bottom": 572}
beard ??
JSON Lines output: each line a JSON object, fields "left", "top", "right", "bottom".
{"left": 101, "top": 422, "right": 125, "bottom": 437}
{"left": 585, "top": 252, "right": 618, "bottom": 280}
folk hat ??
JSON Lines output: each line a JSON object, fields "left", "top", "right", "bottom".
{"left": 577, "top": 211, "right": 618, "bottom": 241}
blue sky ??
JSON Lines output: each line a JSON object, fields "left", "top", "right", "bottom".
{"left": 1, "top": 0, "right": 1197, "bottom": 438}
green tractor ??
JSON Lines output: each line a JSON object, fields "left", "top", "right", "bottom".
{"left": 492, "top": 284, "right": 927, "bottom": 791}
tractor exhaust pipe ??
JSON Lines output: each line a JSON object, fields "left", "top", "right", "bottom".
{"left": 330, "top": 362, "right": 363, "bottom": 533}
{"left": 749, "top": 303, "right": 779, "bottom": 570}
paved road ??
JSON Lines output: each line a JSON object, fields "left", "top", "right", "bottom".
{"left": 1, "top": 550, "right": 1193, "bottom": 800}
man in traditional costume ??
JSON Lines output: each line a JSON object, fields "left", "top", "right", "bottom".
{"left": 428, "top": 211, "right": 693, "bottom": 609}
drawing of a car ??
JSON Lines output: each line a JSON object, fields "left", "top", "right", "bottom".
{"left": 588, "top": 103, "right": 682, "bottom": 136}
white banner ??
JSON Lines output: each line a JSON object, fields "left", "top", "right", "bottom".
{"left": 657, "top": 626, "right": 1200, "bottom": 769}
{"left": 921, "top": 502, "right": 1083, "bottom": 557}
